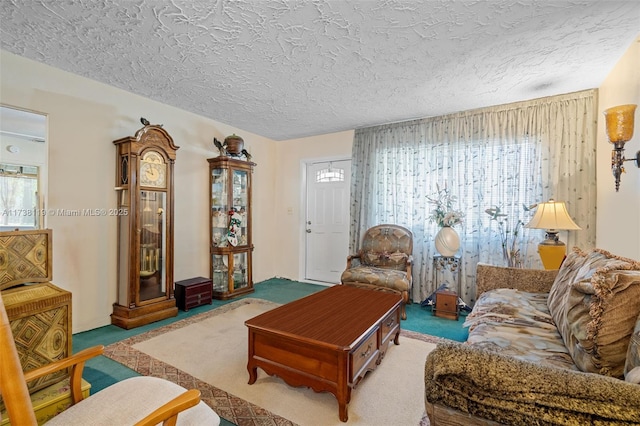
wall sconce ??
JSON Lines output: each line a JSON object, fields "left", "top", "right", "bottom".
{"left": 603, "top": 104, "right": 638, "bottom": 192}
{"left": 525, "top": 199, "right": 581, "bottom": 270}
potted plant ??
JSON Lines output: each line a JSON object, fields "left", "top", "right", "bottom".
{"left": 484, "top": 204, "right": 534, "bottom": 268}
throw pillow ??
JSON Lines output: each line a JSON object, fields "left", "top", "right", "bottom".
{"left": 625, "top": 314, "right": 640, "bottom": 384}
{"left": 547, "top": 247, "right": 640, "bottom": 378}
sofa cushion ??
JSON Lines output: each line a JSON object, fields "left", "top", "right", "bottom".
{"left": 547, "top": 248, "right": 640, "bottom": 377}
{"left": 625, "top": 314, "right": 640, "bottom": 384}
{"left": 463, "top": 288, "right": 576, "bottom": 370}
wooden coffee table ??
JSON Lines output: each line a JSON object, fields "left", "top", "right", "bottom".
{"left": 245, "top": 285, "right": 402, "bottom": 422}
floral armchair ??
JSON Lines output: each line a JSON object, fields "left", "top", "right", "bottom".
{"left": 340, "top": 224, "right": 413, "bottom": 319}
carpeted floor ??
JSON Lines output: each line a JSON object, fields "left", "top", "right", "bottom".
{"left": 73, "top": 278, "right": 468, "bottom": 425}
{"left": 103, "top": 298, "right": 440, "bottom": 425}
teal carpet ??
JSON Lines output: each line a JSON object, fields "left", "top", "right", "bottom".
{"left": 73, "top": 278, "right": 468, "bottom": 426}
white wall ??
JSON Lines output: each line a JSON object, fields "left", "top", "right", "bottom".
{"left": 596, "top": 36, "right": 640, "bottom": 260}
{"left": 1, "top": 50, "right": 278, "bottom": 332}
{"left": 273, "top": 131, "right": 354, "bottom": 281}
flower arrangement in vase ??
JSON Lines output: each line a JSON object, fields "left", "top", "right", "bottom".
{"left": 428, "top": 184, "right": 464, "bottom": 256}
{"left": 427, "top": 183, "right": 464, "bottom": 228}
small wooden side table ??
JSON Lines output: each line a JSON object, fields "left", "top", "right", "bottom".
{"left": 433, "top": 289, "right": 459, "bottom": 320}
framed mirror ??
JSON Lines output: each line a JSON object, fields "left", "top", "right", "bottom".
{"left": 0, "top": 106, "right": 47, "bottom": 230}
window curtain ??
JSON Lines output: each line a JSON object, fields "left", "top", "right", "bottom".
{"left": 349, "top": 89, "right": 597, "bottom": 305}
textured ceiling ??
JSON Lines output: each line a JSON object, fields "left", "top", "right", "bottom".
{"left": 1, "top": 1, "right": 639, "bottom": 141}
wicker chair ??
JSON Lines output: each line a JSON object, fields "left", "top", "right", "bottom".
{"left": 340, "top": 224, "right": 413, "bottom": 319}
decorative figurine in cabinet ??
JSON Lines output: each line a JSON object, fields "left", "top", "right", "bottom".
{"left": 208, "top": 156, "right": 256, "bottom": 299}
{"left": 111, "top": 121, "right": 179, "bottom": 329}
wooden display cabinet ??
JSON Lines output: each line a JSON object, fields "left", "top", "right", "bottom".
{"left": 111, "top": 123, "right": 179, "bottom": 329}
{"left": 208, "top": 156, "right": 256, "bottom": 299}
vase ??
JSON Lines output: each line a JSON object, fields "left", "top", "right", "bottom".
{"left": 435, "top": 226, "right": 460, "bottom": 257}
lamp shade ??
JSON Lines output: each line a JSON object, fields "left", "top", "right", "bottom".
{"left": 525, "top": 200, "right": 581, "bottom": 231}
{"left": 603, "top": 104, "right": 636, "bottom": 143}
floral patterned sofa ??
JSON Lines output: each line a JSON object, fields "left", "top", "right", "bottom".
{"left": 424, "top": 248, "right": 640, "bottom": 425}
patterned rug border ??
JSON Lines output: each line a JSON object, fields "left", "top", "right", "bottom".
{"left": 103, "top": 298, "right": 447, "bottom": 425}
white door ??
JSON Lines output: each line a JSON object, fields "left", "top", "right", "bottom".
{"left": 305, "top": 159, "right": 351, "bottom": 283}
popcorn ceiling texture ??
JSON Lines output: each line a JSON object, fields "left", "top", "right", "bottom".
{"left": 1, "top": 1, "right": 638, "bottom": 140}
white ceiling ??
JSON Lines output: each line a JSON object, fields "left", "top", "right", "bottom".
{"left": 1, "top": 1, "right": 639, "bottom": 141}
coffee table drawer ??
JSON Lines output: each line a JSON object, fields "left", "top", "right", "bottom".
{"left": 350, "top": 331, "right": 378, "bottom": 382}
{"left": 381, "top": 310, "right": 399, "bottom": 345}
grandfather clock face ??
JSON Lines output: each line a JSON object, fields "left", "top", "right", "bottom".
{"left": 139, "top": 150, "right": 167, "bottom": 188}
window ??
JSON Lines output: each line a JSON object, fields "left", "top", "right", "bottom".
{"left": 0, "top": 163, "right": 40, "bottom": 229}
{"left": 465, "top": 138, "right": 539, "bottom": 229}
{"left": 316, "top": 165, "right": 345, "bottom": 183}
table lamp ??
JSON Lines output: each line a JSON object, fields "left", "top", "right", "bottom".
{"left": 525, "top": 199, "right": 581, "bottom": 270}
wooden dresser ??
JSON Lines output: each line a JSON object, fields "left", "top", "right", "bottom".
{"left": 0, "top": 229, "right": 72, "bottom": 410}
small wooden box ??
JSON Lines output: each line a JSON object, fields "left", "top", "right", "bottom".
{"left": 433, "top": 289, "right": 459, "bottom": 320}
{"left": 175, "top": 277, "right": 213, "bottom": 311}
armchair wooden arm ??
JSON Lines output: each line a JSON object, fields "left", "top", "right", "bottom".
{"left": 23, "top": 345, "right": 104, "bottom": 404}
{"left": 134, "top": 389, "right": 201, "bottom": 426}
{"left": 406, "top": 254, "right": 413, "bottom": 282}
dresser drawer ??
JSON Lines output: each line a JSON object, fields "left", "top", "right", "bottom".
{"left": 175, "top": 277, "right": 213, "bottom": 311}
{"left": 350, "top": 331, "right": 379, "bottom": 383}
{"left": 185, "top": 290, "right": 211, "bottom": 307}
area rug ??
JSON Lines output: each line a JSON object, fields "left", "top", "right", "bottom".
{"left": 104, "top": 298, "right": 439, "bottom": 425}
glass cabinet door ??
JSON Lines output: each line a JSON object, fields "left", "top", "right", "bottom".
{"left": 232, "top": 169, "right": 249, "bottom": 246}
{"left": 212, "top": 254, "right": 229, "bottom": 292}
{"left": 232, "top": 252, "right": 248, "bottom": 289}
{"left": 211, "top": 168, "right": 228, "bottom": 247}
{"left": 139, "top": 190, "right": 167, "bottom": 302}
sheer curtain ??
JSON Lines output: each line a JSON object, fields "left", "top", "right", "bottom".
{"left": 350, "top": 90, "right": 597, "bottom": 305}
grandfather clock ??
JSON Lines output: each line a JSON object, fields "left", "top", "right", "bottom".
{"left": 111, "top": 121, "right": 179, "bottom": 329}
